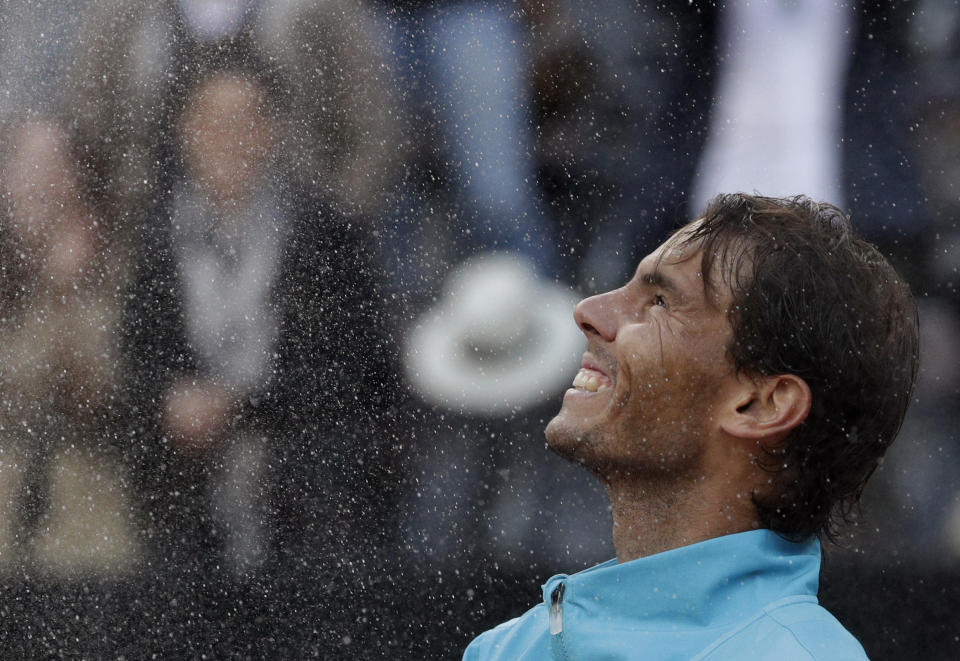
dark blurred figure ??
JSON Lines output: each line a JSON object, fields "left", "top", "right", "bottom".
{"left": 114, "top": 57, "right": 405, "bottom": 653}
{"left": 0, "top": 115, "right": 138, "bottom": 576}
{"left": 62, "top": 2, "right": 410, "bottom": 656}
{"left": 524, "top": 0, "right": 715, "bottom": 292}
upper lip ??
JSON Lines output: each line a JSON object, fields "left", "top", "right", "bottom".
{"left": 580, "top": 353, "right": 612, "bottom": 381}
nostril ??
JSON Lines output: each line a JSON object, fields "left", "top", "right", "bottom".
{"left": 580, "top": 321, "right": 601, "bottom": 336}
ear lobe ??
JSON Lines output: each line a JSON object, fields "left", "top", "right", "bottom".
{"left": 721, "top": 374, "right": 812, "bottom": 441}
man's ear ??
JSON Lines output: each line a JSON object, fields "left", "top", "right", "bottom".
{"left": 720, "top": 374, "right": 812, "bottom": 441}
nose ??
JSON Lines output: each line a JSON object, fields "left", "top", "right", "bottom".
{"left": 573, "top": 290, "right": 620, "bottom": 342}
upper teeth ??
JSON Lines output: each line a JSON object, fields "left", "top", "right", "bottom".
{"left": 573, "top": 368, "right": 609, "bottom": 393}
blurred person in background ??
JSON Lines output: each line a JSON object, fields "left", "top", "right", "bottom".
{"left": 524, "top": 0, "right": 714, "bottom": 292}
{"left": 393, "top": 5, "right": 716, "bottom": 654}
{"left": 0, "top": 2, "right": 144, "bottom": 654}
{"left": 681, "top": 5, "right": 960, "bottom": 660}
{"left": 371, "top": 0, "right": 558, "bottom": 303}
{"left": 0, "top": 114, "right": 138, "bottom": 576}
{"left": 113, "top": 53, "right": 406, "bottom": 652}
{"left": 62, "top": 1, "right": 409, "bottom": 655}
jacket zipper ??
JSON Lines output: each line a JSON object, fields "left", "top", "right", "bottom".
{"left": 549, "top": 582, "right": 565, "bottom": 635}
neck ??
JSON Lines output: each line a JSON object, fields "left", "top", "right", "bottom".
{"left": 602, "top": 469, "right": 761, "bottom": 562}
{"left": 208, "top": 187, "right": 252, "bottom": 214}
{"left": 199, "top": 168, "right": 267, "bottom": 215}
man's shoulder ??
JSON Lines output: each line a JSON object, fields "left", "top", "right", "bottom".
{"left": 700, "top": 598, "right": 868, "bottom": 661}
{"left": 463, "top": 598, "right": 868, "bottom": 661}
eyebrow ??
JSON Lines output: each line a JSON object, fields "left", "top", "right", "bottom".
{"left": 639, "top": 270, "right": 682, "bottom": 296}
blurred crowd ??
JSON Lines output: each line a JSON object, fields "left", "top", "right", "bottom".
{"left": 0, "top": 0, "right": 958, "bottom": 658}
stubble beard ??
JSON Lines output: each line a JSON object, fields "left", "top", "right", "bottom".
{"left": 544, "top": 401, "right": 709, "bottom": 489}
{"left": 544, "top": 413, "right": 604, "bottom": 470}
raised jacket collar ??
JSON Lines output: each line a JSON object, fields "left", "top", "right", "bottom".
{"left": 542, "top": 529, "right": 820, "bottom": 634}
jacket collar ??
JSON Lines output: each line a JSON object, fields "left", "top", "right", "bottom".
{"left": 541, "top": 529, "right": 820, "bottom": 631}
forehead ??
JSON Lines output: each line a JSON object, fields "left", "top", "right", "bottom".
{"left": 643, "top": 221, "right": 735, "bottom": 309}
{"left": 657, "top": 224, "right": 700, "bottom": 262}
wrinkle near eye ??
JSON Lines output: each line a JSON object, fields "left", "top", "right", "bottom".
{"left": 656, "top": 320, "right": 666, "bottom": 370}
{"left": 657, "top": 307, "right": 692, "bottom": 334}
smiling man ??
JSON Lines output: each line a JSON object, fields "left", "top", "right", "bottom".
{"left": 463, "top": 194, "right": 918, "bottom": 661}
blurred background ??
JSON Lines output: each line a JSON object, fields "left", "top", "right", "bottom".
{"left": 0, "top": 0, "right": 958, "bottom": 658}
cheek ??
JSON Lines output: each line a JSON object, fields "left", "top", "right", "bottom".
{"left": 613, "top": 333, "right": 671, "bottom": 396}
{"left": 666, "top": 322, "right": 732, "bottom": 372}
{"left": 686, "top": 334, "right": 734, "bottom": 380}
{"left": 614, "top": 340, "right": 725, "bottom": 420}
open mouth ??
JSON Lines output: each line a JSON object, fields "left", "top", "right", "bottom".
{"left": 571, "top": 367, "right": 612, "bottom": 393}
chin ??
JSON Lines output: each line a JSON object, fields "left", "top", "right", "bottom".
{"left": 545, "top": 411, "right": 598, "bottom": 466}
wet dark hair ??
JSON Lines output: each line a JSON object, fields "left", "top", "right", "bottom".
{"left": 681, "top": 193, "right": 919, "bottom": 542}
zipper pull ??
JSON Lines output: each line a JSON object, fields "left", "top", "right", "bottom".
{"left": 549, "top": 582, "right": 565, "bottom": 635}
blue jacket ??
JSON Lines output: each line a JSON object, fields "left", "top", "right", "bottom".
{"left": 463, "top": 530, "right": 867, "bottom": 660}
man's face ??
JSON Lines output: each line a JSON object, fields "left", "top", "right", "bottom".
{"left": 545, "top": 225, "right": 742, "bottom": 477}
{"left": 180, "top": 72, "right": 273, "bottom": 205}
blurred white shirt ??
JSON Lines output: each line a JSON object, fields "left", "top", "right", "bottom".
{"left": 692, "top": 0, "right": 854, "bottom": 211}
